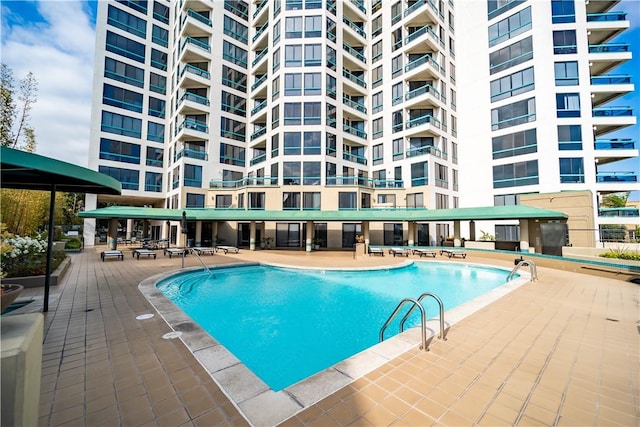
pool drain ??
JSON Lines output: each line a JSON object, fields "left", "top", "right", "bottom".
{"left": 162, "top": 331, "right": 182, "bottom": 339}
{"left": 136, "top": 313, "right": 154, "bottom": 320}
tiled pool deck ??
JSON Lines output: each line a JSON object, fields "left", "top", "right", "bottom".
{"left": 11, "top": 248, "right": 639, "bottom": 426}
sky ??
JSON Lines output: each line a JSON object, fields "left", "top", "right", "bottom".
{"left": 1, "top": 0, "right": 638, "bottom": 199}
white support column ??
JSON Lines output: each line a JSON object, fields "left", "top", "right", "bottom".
{"left": 407, "top": 222, "right": 415, "bottom": 246}
{"left": 453, "top": 221, "right": 461, "bottom": 247}
{"left": 126, "top": 219, "right": 134, "bottom": 240}
{"left": 249, "top": 221, "right": 256, "bottom": 251}
{"left": 362, "top": 221, "right": 370, "bottom": 247}
{"left": 305, "top": 220, "right": 313, "bottom": 252}
{"left": 195, "top": 221, "right": 202, "bottom": 247}
{"left": 519, "top": 219, "right": 530, "bottom": 252}
{"left": 83, "top": 194, "right": 97, "bottom": 247}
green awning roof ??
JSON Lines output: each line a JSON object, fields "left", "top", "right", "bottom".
{"left": 1, "top": 146, "right": 122, "bottom": 194}
{"left": 79, "top": 204, "right": 567, "bottom": 221}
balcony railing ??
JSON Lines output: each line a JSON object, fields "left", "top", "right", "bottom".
{"left": 184, "top": 8, "right": 212, "bottom": 26}
{"left": 178, "top": 119, "right": 208, "bottom": 133}
{"left": 588, "top": 43, "right": 630, "bottom": 53}
{"left": 404, "top": 0, "right": 438, "bottom": 17}
{"left": 596, "top": 172, "right": 638, "bottom": 182}
{"left": 210, "top": 176, "right": 278, "bottom": 188}
{"left": 179, "top": 92, "right": 210, "bottom": 106}
{"left": 251, "top": 99, "right": 267, "bottom": 115}
{"left": 342, "top": 15, "right": 365, "bottom": 38}
{"left": 253, "top": 0, "right": 267, "bottom": 18}
{"left": 405, "top": 84, "right": 441, "bottom": 101}
{"left": 176, "top": 148, "right": 208, "bottom": 161}
{"left": 343, "top": 69, "right": 367, "bottom": 88}
{"left": 250, "top": 127, "right": 267, "bottom": 140}
{"left": 343, "top": 124, "right": 367, "bottom": 139}
{"left": 180, "top": 64, "right": 210, "bottom": 80}
{"left": 251, "top": 74, "right": 268, "bottom": 91}
{"left": 592, "top": 106, "right": 633, "bottom": 117}
{"left": 343, "top": 152, "right": 367, "bottom": 165}
{"left": 180, "top": 36, "right": 211, "bottom": 53}
{"left": 406, "top": 114, "right": 442, "bottom": 129}
{"left": 591, "top": 75, "right": 632, "bottom": 85}
{"left": 253, "top": 21, "right": 268, "bottom": 42}
{"left": 343, "top": 42, "right": 366, "bottom": 63}
{"left": 252, "top": 48, "right": 268, "bottom": 67}
{"left": 406, "top": 145, "right": 447, "bottom": 159}
{"left": 586, "top": 12, "right": 627, "bottom": 22}
{"left": 250, "top": 153, "right": 267, "bottom": 166}
{"left": 598, "top": 207, "right": 639, "bottom": 217}
{"left": 405, "top": 53, "right": 444, "bottom": 74}
{"left": 594, "top": 139, "right": 636, "bottom": 149}
{"left": 342, "top": 96, "right": 367, "bottom": 113}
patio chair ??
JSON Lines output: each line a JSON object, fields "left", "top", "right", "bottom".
{"left": 368, "top": 247, "right": 384, "bottom": 256}
{"left": 191, "top": 247, "right": 215, "bottom": 256}
{"left": 216, "top": 245, "right": 240, "bottom": 254}
{"left": 389, "top": 247, "right": 409, "bottom": 257}
{"left": 133, "top": 249, "right": 157, "bottom": 259}
{"left": 412, "top": 248, "right": 437, "bottom": 258}
{"left": 100, "top": 250, "right": 124, "bottom": 261}
{"left": 164, "top": 248, "right": 186, "bottom": 258}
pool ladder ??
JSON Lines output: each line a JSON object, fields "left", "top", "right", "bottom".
{"left": 379, "top": 293, "right": 446, "bottom": 351}
{"left": 190, "top": 249, "right": 216, "bottom": 277}
{"left": 507, "top": 259, "right": 538, "bottom": 282}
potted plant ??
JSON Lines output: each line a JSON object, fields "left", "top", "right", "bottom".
{"left": 263, "top": 236, "right": 274, "bottom": 249}
{"left": 312, "top": 237, "right": 323, "bottom": 250}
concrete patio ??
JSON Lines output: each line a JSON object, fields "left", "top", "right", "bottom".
{"left": 8, "top": 247, "right": 639, "bottom": 426}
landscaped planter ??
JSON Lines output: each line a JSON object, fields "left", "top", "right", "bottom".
{"left": 6, "top": 257, "right": 71, "bottom": 289}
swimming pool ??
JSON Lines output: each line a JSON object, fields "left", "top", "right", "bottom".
{"left": 156, "top": 261, "right": 516, "bottom": 391}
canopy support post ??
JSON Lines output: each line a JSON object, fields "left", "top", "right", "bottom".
{"left": 43, "top": 184, "right": 56, "bottom": 313}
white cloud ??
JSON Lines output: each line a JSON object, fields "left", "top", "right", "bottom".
{"left": 1, "top": 1, "right": 95, "bottom": 167}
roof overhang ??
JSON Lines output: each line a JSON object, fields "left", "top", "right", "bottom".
{"left": 1, "top": 146, "right": 122, "bottom": 195}
{"left": 78, "top": 205, "right": 568, "bottom": 222}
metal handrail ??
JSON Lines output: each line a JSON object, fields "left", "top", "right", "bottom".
{"left": 507, "top": 259, "right": 537, "bottom": 282}
{"left": 189, "top": 249, "right": 215, "bottom": 277}
{"left": 399, "top": 292, "right": 446, "bottom": 340}
{"left": 379, "top": 298, "right": 428, "bottom": 350}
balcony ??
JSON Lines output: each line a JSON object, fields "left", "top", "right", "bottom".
{"left": 342, "top": 15, "right": 365, "bottom": 39}
{"left": 586, "top": 12, "right": 628, "bottom": 45}
{"left": 253, "top": 21, "right": 268, "bottom": 43}
{"left": 586, "top": 0, "right": 621, "bottom": 14}
{"left": 404, "top": 0, "right": 439, "bottom": 23}
{"left": 343, "top": 123, "right": 367, "bottom": 139}
{"left": 179, "top": 64, "right": 211, "bottom": 88}
{"left": 588, "top": 43, "right": 631, "bottom": 75}
{"left": 251, "top": 74, "right": 268, "bottom": 92}
{"left": 595, "top": 172, "right": 639, "bottom": 196}
{"left": 590, "top": 75, "right": 633, "bottom": 106}
{"left": 250, "top": 153, "right": 267, "bottom": 166}
{"left": 343, "top": 151, "right": 367, "bottom": 165}
{"left": 180, "top": 9, "right": 212, "bottom": 37}
{"left": 210, "top": 176, "right": 277, "bottom": 189}
{"left": 177, "top": 119, "right": 208, "bottom": 139}
{"left": 594, "top": 138, "right": 638, "bottom": 164}
{"left": 406, "top": 145, "right": 448, "bottom": 160}
{"left": 342, "top": 96, "right": 367, "bottom": 114}
{"left": 252, "top": 47, "right": 268, "bottom": 68}
{"left": 406, "top": 114, "right": 442, "bottom": 130}
{"left": 404, "top": 54, "right": 444, "bottom": 79}
{"left": 343, "top": 42, "right": 366, "bottom": 64}
{"left": 251, "top": 99, "right": 267, "bottom": 116}
{"left": 179, "top": 36, "right": 211, "bottom": 62}
{"left": 598, "top": 207, "right": 639, "bottom": 217}
{"left": 343, "top": 69, "right": 367, "bottom": 90}
{"left": 404, "top": 83, "right": 441, "bottom": 107}
{"left": 250, "top": 126, "right": 267, "bottom": 141}
{"left": 175, "top": 148, "right": 208, "bottom": 161}
{"left": 177, "top": 92, "right": 210, "bottom": 114}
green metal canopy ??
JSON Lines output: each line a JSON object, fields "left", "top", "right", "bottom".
{"left": 1, "top": 146, "right": 122, "bottom": 194}
{"left": 1, "top": 146, "right": 122, "bottom": 313}
{"left": 79, "top": 204, "right": 567, "bottom": 222}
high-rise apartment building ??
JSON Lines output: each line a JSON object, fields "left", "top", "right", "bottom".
{"left": 85, "top": 0, "right": 637, "bottom": 248}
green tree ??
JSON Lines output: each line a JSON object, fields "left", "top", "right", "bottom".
{"left": 601, "top": 193, "right": 629, "bottom": 208}
{"left": 0, "top": 63, "right": 38, "bottom": 149}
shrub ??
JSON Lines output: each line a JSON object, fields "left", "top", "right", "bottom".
{"left": 599, "top": 248, "right": 640, "bottom": 261}
{"left": 65, "top": 237, "right": 82, "bottom": 249}
{"left": 0, "top": 232, "right": 67, "bottom": 278}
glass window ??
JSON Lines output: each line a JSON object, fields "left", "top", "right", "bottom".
{"left": 556, "top": 93, "right": 581, "bottom": 117}
{"left": 492, "top": 128, "right": 537, "bottom": 159}
{"left": 488, "top": 7, "right": 531, "bottom": 47}
{"left": 146, "top": 146, "right": 163, "bottom": 167}
{"left": 99, "top": 138, "right": 140, "bottom": 164}
{"left": 145, "top": 171, "right": 162, "bottom": 192}
{"left": 304, "top": 72, "right": 321, "bottom": 95}
{"left": 492, "top": 160, "right": 539, "bottom": 188}
{"left": 102, "top": 83, "right": 143, "bottom": 113}
{"left": 153, "top": 2, "right": 169, "bottom": 24}
{"left": 304, "top": 44, "right": 322, "bottom": 66}
{"left": 283, "top": 192, "right": 301, "bottom": 209}
{"left": 551, "top": 0, "right": 575, "bottom": 23}
{"left": 104, "top": 58, "right": 144, "bottom": 88}
{"left": 283, "top": 161, "right": 301, "bottom": 184}
{"left": 553, "top": 30, "right": 577, "bottom": 54}
{"left": 151, "top": 24, "right": 168, "bottom": 47}
{"left": 285, "top": 16, "right": 303, "bottom": 38}
{"left": 149, "top": 72, "right": 166, "bottom": 94}
{"left": 491, "top": 97, "right": 536, "bottom": 130}
{"left": 303, "top": 161, "right": 321, "bottom": 184}
{"left": 489, "top": 36, "right": 533, "bottom": 74}
{"left": 559, "top": 158, "right": 584, "bottom": 183}
{"left": 490, "top": 66, "right": 535, "bottom": 102}
{"left": 148, "top": 97, "right": 165, "bottom": 118}
{"left": 106, "top": 31, "right": 145, "bottom": 63}
{"left": 101, "top": 111, "right": 142, "bottom": 138}
{"left": 284, "top": 132, "right": 301, "bottom": 155}
{"left": 303, "top": 131, "right": 321, "bottom": 154}
{"left": 107, "top": 5, "right": 146, "bottom": 39}
{"left": 223, "top": 40, "right": 248, "bottom": 68}
{"left": 303, "top": 192, "right": 321, "bottom": 210}
{"left": 557, "top": 125, "right": 582, "bottom": 150}
{"left": 284, "top": 103, "right": 302, "bottom": 125}
{"left": 285, "top": 44, "right": 302, "bottom": 67}
{"left": 183, "top": 164, "right": 202, "bottom": 187}
{"left": 305, "top": 16, "right": 322, "bottom": 37}
{"left": 98, "top": 165, "right": 139, "bottom": 190}
{"left": 372, "top": 65, "right": 382, "bottom": 88}
{"left": 304, "top": 102, "right": 321, "bottom": 124}
{"left": 284, "top": 73, "right": 302, "bottom": 95}
{"left": 487, "top": 0, "right": 524, "bottom": 20}
{"left": 224, "top": 0, "right": 249, "bottom": 20}
{"left": 338, "top": 192, "right": 357, "bottom": 210}
{"left": 554, "top": 61, "right": 579, "bottom": 86}
{"left": 147, "top": 121, "right": 164, "bottom": 143}
{"left": 224, "top": 15, "right": 249, "bottom": 44}
{"left": 186, "top": 193, "right": 205, "bottom": 207}
{"left": 411, "top": 161, "right": 428, "bottom": 186}
{"left": 150, "top": 48, "right": 167, "bottom": 71}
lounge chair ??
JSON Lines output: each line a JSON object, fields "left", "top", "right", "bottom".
{"left": 440, "top": 249, "right": 467, "bottom": 259}
{"left": 216, "top": 245, "right": 239, "bottom": 254}
{"left": 101, "top": 250, "right": 123, "bottom": 261}
{"left": 191, "top": 247, "right": 215, "bottom": 256}
{"left": 133, "top": 249, "right": 157, "bottom": 259}
{"left": 164, "top": 248, "right": 186, "bottom": 258}
{"left": 389, "top": 247, "right": 409, "bottom": 257}
{"left": 412, "top": 248, "right": 437, "bottom": 258}
{"left": 368, "top": 247, "right": 384, "bottom": 256}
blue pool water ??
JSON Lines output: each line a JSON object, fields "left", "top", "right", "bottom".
{"left": 157, "top": 262, "right": 512, "bottom": 391}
